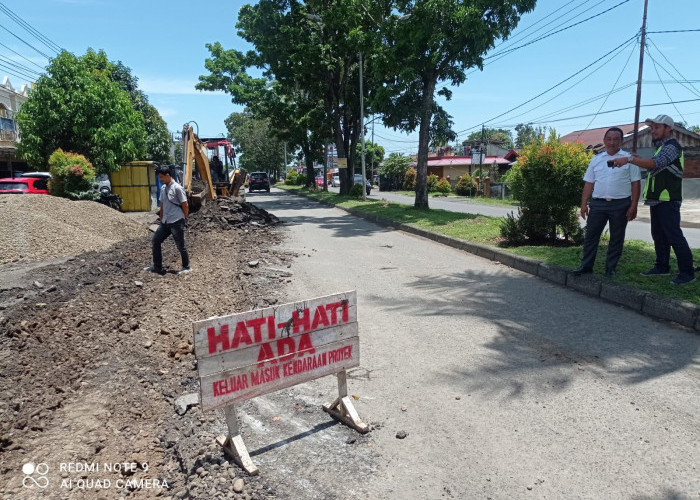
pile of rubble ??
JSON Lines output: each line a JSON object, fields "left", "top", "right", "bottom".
{"left": 188, "top": 197, "right": 281, "bottom": 232}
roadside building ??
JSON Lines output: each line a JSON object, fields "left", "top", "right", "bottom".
{"left": 0, "top": 77, "right": 30, "bottom": 178}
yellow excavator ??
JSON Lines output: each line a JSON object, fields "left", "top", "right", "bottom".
{"left": 182, "top": 124, "right": 246, "bottom": 210}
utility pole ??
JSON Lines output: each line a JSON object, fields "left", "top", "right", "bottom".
{"left": 632, "top": 0, "right": 649, "bottom": 153}
{"left": 360, "top": 51, "right": 367, "bottom": 201}
{"left": 283, "top": 142, "right": 288, "bottom": 176}
{"left": 371, "top": 118, "right": 375, "bottom": 186}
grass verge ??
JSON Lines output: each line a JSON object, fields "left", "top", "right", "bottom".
{"left": 277, "top": 184, "right": 700, "bottom": 305}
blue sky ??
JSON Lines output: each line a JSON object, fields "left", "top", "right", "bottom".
{"left": 2, "top": 0, "right": 699, "bottom": 157}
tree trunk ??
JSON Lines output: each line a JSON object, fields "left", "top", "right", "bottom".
{"left": 414, "top": 78, "right": 436, "bottom": 209}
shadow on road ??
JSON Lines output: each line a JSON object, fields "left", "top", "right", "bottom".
{"left": 370, "top": 268, "right": 698, "bottom": 398}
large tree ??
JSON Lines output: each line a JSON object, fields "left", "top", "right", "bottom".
{"left": 198, "top": 0, "right": 388, "bottom": 194}
{"left": 225, "top": 111, "right": 285, "bottom": 178}
{"left": 463, "top": 127, "right": 513, "bottom": 149}
{"left": 83, "top": 50, "right": 172, "bottom": 163}
{"left": 514, "top": 122, "right": 546, "bottom": 149}
{"left": 374, "top": 0, "right": 536, "bottom": 208}
{"left": 17, "top": 50, "right": 147, "bottom": 174}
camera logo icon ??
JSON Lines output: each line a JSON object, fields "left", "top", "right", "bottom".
{"left": 22, "top": 462, "right": 49, "bottom": 489}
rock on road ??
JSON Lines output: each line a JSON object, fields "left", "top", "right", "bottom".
{"left": 243, "top": 188, "right": 698, "bottom": 500}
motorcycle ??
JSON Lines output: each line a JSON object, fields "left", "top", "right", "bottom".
{"left": 97, "top": 186, "right": 122, "bottom": 211}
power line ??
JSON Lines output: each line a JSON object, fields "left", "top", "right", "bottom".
{"left": 0, "top": 60, "right": 40, "bottom": 81}
{"left": 647, "top": 50, "right": 688, "bottom": 123}
{"left": 456, "top": 35, "right": 638, "bottom": 136}
{"left": 0, "top": 54, "right": 42, "bottom": 78}
{"left": 0, "top": 24, "right": 51, "bottom": 60}
{"left": 646, "top": 37, "right": 700, "bottom": 98}
{"left": 495, "top": 37, "right": 637, "bottom": 126}
{"left": 0, "top": 40, "right": 45, "bottom": 70}
{"left": 647, "top": 29, "right": 700, "bottom": 34}
{"left": 0, "top": 1, "right": 62, "bottom": 53}
{"left": 498, "top": 98, "right": 700, "bottom": 127}
{"left": 486, "top": 0, "right": 632, "bottom": 61}
{"left": 580, "top": 37, "right": 638, "bottom": 131}
{"left": 484, "top": 0, "right": 596, "bottom": 59}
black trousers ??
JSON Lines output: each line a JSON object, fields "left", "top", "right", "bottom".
{"left": 650, "top": 201, "right": 694, "bottom": 276}
{"left": 579, "top": 197, "right": 630, "bottom": 272}
{"left": 152, "top": 219, "right": 189, "bottom": 270}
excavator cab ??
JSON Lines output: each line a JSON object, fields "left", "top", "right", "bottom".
{"left": 181, "top": 125, "right": 246, "bottom": 210}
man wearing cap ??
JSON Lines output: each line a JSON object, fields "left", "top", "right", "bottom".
{"left": 613, "top": 114, "right": 695, "bottom": 285}
{"left": 573, "top": 127, "right": 640, "bottom": 278}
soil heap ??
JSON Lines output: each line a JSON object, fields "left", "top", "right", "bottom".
{"left": 0, "top": 197, "right": 289, "bottom": 499}
{"left": 0, "top": 195, "right": 148, "bottom": 265}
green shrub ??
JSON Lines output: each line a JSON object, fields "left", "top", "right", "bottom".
{"left": 48, "top": 149, "right": 96, "bottom": 199}
{"left": 403, "top": 167, "right": 416, "bottom": 190}
{"left": 435, "top": 177, "right": 452, "bottom": 194}
{"left": 427, "top": 173, "right": 439, "bottom": 192}
{"left": 505, "top": 130, "right": 591, "bottom": 244}
{"left": 285, "top": 170, "right": 306, "bottom": 185}
{"left": 454, "top": 174, "right": 476, "bottom": 196}
{"left": 349, "top": 183, "right": 365, "bottom": 198}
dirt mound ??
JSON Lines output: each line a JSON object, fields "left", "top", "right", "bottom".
{"left": 188, "top": 197, "right": 280, "bottom": 232}
{"left": 0, "top": 195, "right": 148, "bottom": 265}
{"left": 0, "top": 204, "right": 290, "bottom": 499}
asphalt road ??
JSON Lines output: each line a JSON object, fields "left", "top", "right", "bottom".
{"left": 246, "top": 188, "right": 699, "bottom": 499}
{"left": 360, "top": 189, "right": 700, "bottom": 247}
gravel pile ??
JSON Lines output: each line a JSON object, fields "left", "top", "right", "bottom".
{"left": 0, "top": 194, "right": 148, "bottom": 264}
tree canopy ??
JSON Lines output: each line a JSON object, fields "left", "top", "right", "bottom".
{"left": 463, "top": 128, "right": 513, "bottom": 149}
{"left": 372, "top": 0, "right": 536, "bottom": 208}
{"left": 225, "top": 111, "right": 285, "bottom": 178}
{"left": 514, "top": 123, "right": 546, "bottom": 148}
{"left": 17, "top": 50, "right": 148, "bottom": 174}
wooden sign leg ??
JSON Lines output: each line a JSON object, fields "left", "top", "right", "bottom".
{"left": 215, "top": 405, "right": 259, "bottom": 475}
{"left": 322, "top": 370, "right": 370, "bottom": 434}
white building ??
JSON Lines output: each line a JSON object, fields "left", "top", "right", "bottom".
{"left": 0, "top": 77, "right": 31, "bottom": 177}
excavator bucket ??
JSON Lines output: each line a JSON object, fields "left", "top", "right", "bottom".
{"left": 230, "top": 168, "right": 247, "bottom": 198}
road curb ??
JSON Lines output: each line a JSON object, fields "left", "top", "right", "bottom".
{"left": 283, "top": 190, "right": 699, "bottom": 333}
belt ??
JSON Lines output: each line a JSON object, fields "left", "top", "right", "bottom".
{"left": 591, "top": 196, "right": 631, "bottom": 202}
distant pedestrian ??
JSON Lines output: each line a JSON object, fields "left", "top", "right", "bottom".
{"left": 145, "top": 165, "right": 191, "bottom": 275}
{"left": 613, "top": 114, "right": 695, "bottom": 285}
{"left": 573, "top": 127, "right": 641, "bottom": 278}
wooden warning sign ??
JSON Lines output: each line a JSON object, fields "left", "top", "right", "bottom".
{"left": 192, "top": 291, "right": 367, "bottom": 475}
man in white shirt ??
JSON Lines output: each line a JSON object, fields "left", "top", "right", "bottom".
{"left": 145, "top": 165, "right": 191, "bottom": 275}
{"left": 572, "top": 127, "right": 641, "bottom": 277}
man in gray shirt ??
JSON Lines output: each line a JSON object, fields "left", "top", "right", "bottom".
{"left": 145, "top": 165, "right": 191, "bottom": 275}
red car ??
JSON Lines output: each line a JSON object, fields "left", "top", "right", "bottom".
{"left": 315, "top": 176, "right": 325, "bottom": 188}
{"left": 0, "top": 177, "right": 50, "bottom": 195}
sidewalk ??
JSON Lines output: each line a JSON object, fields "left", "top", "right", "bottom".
{"left": 635, "top": 198, "right": 700, "bottom": 229}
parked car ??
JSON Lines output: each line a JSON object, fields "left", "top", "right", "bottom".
{"left": 353, "top": 174, "right": 371, "bottom": 195}
{"left": 0, "top": 177, "right": 50, "bottom": 194}
{"left": 248, "top": 171, "right": 270, "bottom": 192}
{"left": 331, "top": 175, "right": 340, "bottom": 187}
{"left": 315, "top": 176, "right": 325, "bottom": 188}
{"left": 20, "top": 172, "right": 51, "bottom": 179}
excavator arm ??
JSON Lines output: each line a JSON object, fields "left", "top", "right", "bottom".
{"left": 182, "top": 125, "right": 217, "bottom": 209}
